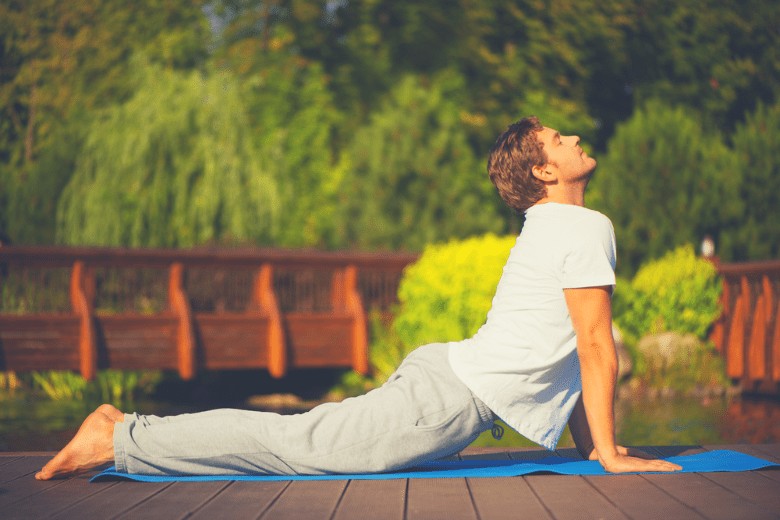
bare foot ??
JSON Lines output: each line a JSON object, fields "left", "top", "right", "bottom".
{"left": 35, "top": 405, "right": 124, "bottom": 480}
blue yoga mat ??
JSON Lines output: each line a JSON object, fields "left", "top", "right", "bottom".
{"left": 90, "top": 450, "right": 777, "bottom": 482}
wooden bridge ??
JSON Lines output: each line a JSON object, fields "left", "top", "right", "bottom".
{"left": 0, "top": 246, "right": 415, "bottom": 381}
{"left": 0, "top": 246, "right": 778, "bottom": 394}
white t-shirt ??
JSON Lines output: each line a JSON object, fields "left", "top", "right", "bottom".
{"left": 448, "top": 202, "right": 617, "bottom": 450}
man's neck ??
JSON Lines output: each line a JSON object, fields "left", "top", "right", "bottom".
{"left": 535, "top": 184, "right": 587, "bottom": 207}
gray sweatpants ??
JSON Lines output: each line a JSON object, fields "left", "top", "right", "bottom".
{"left": 113, "top": 343, "right": 496, "bottom": 475}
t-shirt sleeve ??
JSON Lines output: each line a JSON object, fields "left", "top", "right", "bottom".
{"left": 560, "top": 215, "right": 617, "bottom": 289}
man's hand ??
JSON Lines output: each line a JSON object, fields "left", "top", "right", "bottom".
{"left": 598, "top": 450, "right": 683, "bottom": 473}
{"left": 588, "top": 445, "right": 682, "bottom": 473}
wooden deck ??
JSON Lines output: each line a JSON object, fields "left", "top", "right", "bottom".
{"left": 1, "top": 444, "right": 778, "bottom": 519}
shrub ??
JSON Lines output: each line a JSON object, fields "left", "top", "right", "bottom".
{"left": 393, "top": 234, "right": 517, "bottom": 350}
{"left": 613, "top": 244, "right": 722, "bottom": 345}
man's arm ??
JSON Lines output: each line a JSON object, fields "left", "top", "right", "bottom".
{"left": 563, "top": 286, "right": 681, "bottom": 473}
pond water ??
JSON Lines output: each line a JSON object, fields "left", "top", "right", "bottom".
{"left": 1, "top": 392, "right": 778, "bottom": 452}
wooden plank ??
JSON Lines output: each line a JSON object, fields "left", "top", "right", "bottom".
{"left": 468, "top": 477, "right": 553, "bottom": 520}
{"left": 97, "top": 315, "right": 178, "bottom": 370}
{"left": 749, "top": 443, "right": 780, "bottom": 462}
{"left": 261, "top": 480, "right": 347, "bottom": 519}
{"left": 0, "top": 455, "right": 50, "bottom": 483}
{"left": 641, "top": 472, "right": 776, "bottom": 520}
{"left": 332, "top": 479, "right": 407, "bottom": 520}
{"left": 49, "top": 480, "right": 174, "bottom": 519}
{"left": 196, "top": 315, "right": 269, "bottom": 369}
{"left": 0, "top": 316, "right": 80, "bottom": 371}
{"left": 524, "top": 474, "right": 628, "bottom": 520}
{"left": 582, "top": 474, "right": 705, "bottom": 520}
{"left": 0, "top": 460, "right": 70, "bottom": 509}
{"left": 115, "top": 481, "right": 229, "bottom": 519}
{"left": 0, "top": 455, "right": 22, "bottom": 467}
{"left": 406, "top": 478, "right": 478, "bottom": 520}
{"left": 189, "top": 481, "right": 289, "bottom": 519}
{"left": 699, "top": 470, "right": 780, "bottom": 511}
{"left": 3, "top": 475, "right": 113, "bottom": 520}
{"left": 285, "top": 314, "right": 353, "bottom": 367}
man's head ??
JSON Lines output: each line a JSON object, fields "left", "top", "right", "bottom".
{"left": 488, "top": 117, "right": 596, "bottom": 212}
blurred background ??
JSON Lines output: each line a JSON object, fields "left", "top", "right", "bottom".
{"left": 0, "top": 0, "right": 778, "bottom": 450}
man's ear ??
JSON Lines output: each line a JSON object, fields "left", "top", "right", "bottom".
{"left": 532, "top": 165, "right": 554, "bottom": 183}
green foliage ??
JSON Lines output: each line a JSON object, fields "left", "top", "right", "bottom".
{"left": 720, "top": 101, "right": 780, "bottom": 261}
{"left": 0, "top": 1, "right": 208, "bottom": 243}
{"left": 31, "top": 370, "right": 161, "bottom": 404}
{"left": 589, "top": 100, "right": 741, "bottom": 274}
{"left": 56, "top": 59, "right": 280, "bottom": 247}
{"left": 239, "top": 55, "right": 346, "bottom": 248}
{"left": 625, "top": 0, "right": 779, "bottom": 133}
{"left": 613, "top": 245, "right": 722, "bottom": 344}
{"left": 393, "top": 234, "right": 516, "bottom": 348}
{"left": 343, "top": 73, "right": 504, "bottom": 250}
{"left": 1, "top": 0, "right": 778, "bottom": 267}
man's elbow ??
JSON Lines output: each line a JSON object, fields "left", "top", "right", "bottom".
{"left": 576, "top": 336, "right": 618, "bottom": 370}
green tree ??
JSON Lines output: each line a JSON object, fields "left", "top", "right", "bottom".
{"left": 589, "top": 100, "right": 741, "bottom": 274}
{"left": 56, "top": 60, "right": 279, "bottom": 247}
{"left": 341, "top": 72, "right": 503, "bottom": 250}
{"left": 0, "top": 0, "right": 209, "bottom": 243}
{"left": 625, "top": 0, "right": 779, "bottom": 132}
{"left": 720, "top": 101, "right": 780, "bottom": 261}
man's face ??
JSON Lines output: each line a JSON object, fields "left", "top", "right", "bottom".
{"left": 536, "top": 127, "right": 597, "bottom": 184}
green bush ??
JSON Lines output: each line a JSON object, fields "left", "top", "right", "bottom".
{"left": 613, "top": 244, "right": 722, "bottom": 345}
{"left": 393, "top": 234, "right": 517, "bottom": 350}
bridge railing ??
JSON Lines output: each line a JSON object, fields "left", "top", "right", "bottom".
{"left": 2, "top": 246, "right": 778, "bottom": 393}
{"left": 0, "top": 246, "right": 418, "bottom": 381}
{"left": 710, "top": 259, "right": 780, "bottom": 394}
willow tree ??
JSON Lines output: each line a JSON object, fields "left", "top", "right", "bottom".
{"left": 57, "top": 59, "right": 280, "bottom": 247}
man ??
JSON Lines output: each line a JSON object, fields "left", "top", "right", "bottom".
{"left": 36, "top": 117, "right": 681, "bottom": 480}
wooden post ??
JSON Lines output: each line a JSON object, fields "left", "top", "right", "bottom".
{"left": 773, "top": 301, "right": 780, "bottom": 383}
{"left": 168, "top": 263, "right": 196, "bottom": 380}
{"left": 70, "top": 261, "right": 97, "bottom": 381}
{"left": 710, "top": 280, "right": 730, "bottom": 353}
{"left": 343, "top": 265, "right": 369, "bottom": 375}
{"left": 726, "top": 277, "right": 749, "bottom": 379}
{"left": 330, "top": 269, "right": 345, "bottom": 312}
{"left": 254, "top": 264, "right": 286, "bottom": 378}
{"left": 747, "top": 292, "right": 767, "bottom": 382}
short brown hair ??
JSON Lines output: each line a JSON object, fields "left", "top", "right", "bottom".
{"left": 487, "top": 117, "right": 548, "bottom": 213}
